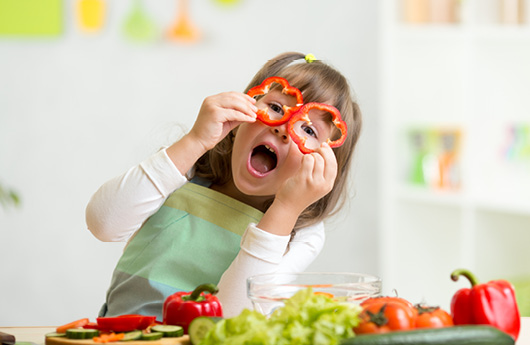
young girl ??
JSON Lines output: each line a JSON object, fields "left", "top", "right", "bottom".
{"left": 86, "top": 52, "right": 362, "bottom": 319}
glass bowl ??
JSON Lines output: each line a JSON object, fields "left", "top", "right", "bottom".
{"left": 247, "top": 272, "right": 382, "bottom": 316}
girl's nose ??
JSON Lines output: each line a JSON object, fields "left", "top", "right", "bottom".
{"left": 271, "top": 126, "right": 289, "bottom": 142}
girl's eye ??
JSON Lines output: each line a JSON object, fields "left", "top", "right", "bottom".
{"left": 268, "top": 102, "right": 284, "bottom": 115}
{"left": 302, "top": 124, "right": 317, "bottom": 138}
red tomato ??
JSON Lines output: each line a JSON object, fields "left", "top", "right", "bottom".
{"left": 414, "top": 304, "right": 454, "bottom": 328}
{"left": 354, "top": 297, "right": 417, "bottom": 334}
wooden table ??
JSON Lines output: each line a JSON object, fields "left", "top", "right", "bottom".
{"left": 2, "top": 318, "right": 530, "bottom": 344}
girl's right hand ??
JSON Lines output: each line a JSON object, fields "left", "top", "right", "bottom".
{"left": 189, "top": 92, "right": 257, "bottom": 152}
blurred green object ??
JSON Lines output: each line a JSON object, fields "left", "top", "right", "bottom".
{"left": 0, "top": 0, "right": 62, "bottom": 36}
{"left": 512, "top": 277, "right": 530, "bottom": 317}
{"left": 510, "top": 277, "right": 530, "bottom": 317}
{"left": 123, "top": 0, "right": 158, "bottom": 42}
{"left": 0, "top": 182, "right": 20, "bottom": 209}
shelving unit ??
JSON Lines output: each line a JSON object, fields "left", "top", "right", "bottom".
{"left": 378, "top": 0, "right": 530, "bottom": 311}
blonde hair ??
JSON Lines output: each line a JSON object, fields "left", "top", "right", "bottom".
{"left": 194, "top": 52, "right": 362, "bottom": 230}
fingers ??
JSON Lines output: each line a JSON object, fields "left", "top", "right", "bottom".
{"left": 297, "top": 143, "right": 337, "bottom": 198}
{"left": 214, "top": 92, "right": 257, "bottom": 123}
{"left": 316, "top": 142, "right": 338, "bottom": 181}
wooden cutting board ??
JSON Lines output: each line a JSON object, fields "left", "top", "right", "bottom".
{"left": 45, "top": 336, "right": 191, "bottom": 345}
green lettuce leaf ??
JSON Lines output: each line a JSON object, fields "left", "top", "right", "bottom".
{"left": 200, "top": 288, "right": 361, "bottom": 345}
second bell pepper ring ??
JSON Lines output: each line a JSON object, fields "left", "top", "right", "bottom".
{"left": 450, "top": 268, "right": 521, "bottom": 340}
{"left": 287, "top": 102, "right": 348, "bottom": 154}
{"left": 163, "top": 283, "right": 223, "bottom": 334}
{"left": 247, "top": 76, "right": 304, "bottom": 126}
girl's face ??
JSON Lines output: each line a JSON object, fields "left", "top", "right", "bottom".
{"left": 231, "top": 90, "right": 305, "bottom": 197}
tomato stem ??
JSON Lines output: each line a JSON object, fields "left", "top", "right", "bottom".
{"left": 367, "top": 304, "right": 389, "bottom": 327}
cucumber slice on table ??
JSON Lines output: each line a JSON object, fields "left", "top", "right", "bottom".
{"left": 140, "top": 332, "right": 163, "bottom": 341}
{"left": 121, "top": 331, "right": 143, "bottom": 341}
{"left": 65, "top": 329, "right": 99, "bottom": 339}
{"left": 45, "top": 333, "right": 66, "bottom": 338}
{"left": 188, "top": 317, "right": 223, "bottom": 345}
{"left": 150, "top": 325, "right": 184, "bottom": 338}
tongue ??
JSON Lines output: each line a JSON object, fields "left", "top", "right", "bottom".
{"left": 250, "top": 151, "right": 275, "bottom": 174}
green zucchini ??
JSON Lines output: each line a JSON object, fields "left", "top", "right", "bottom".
{"left": 65, "top": 328, "right": 99, "bottom": 340}
{"left": 140, "top": 332, "right": 164, "bottom": 341}
{"left": 150, "top": 325, "right": 184, "bottom": 338}
{"left": 188, "top": 317, "right": 223, "bottom": 345}
{"left": 120, "top": 330, "right": 143, "bottom": 341}
{"left": 341, "top": 326, "right": 514, "bottom": 345}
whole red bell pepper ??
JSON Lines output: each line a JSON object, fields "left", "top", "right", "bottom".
{"left": 450, "top": 268, "right": 520, "bottom": 340}
{"left": 163, "top": 283, "right": 223, "bottom": 334}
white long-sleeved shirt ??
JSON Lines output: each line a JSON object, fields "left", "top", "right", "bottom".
{"left": 86, "top": 148, "right": 325, "bottom": 317}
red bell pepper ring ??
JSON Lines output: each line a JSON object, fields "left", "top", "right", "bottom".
{"left": 450, "top": 268, "right": 521, "bottom": 340}
{"left": 287, "top": 102, "right": 348, "bottom": 154}
{"left": 247, "top": 76, "right": 304, "bottom": 126}
{"left": 163, "top": 283, "right": 223, "bottom": 334}
{"left": 96, "top": 314, "right": 156, "bottom": 332}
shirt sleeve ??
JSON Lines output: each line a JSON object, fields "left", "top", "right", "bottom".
{"left": 216, "top": 221, "right": 325, "bottom": 317}
{"left": 86, "top": 148, "right": 188, "bottom": 242}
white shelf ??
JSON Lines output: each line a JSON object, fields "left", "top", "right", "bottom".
{"left": 378, "top": 0, "right": 530, "bottom": 311}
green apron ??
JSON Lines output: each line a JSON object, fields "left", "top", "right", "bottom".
{"left": 99, "top": 182, "right": 263, "bottom": 320}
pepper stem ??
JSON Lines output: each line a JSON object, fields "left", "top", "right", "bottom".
{"left": 188, "top": 283, "right": 219, "bottom": 302}
{"left": 450, "top": 268, "right": 480, "bottom": 287}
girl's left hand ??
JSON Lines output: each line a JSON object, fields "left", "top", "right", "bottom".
{"left": 275, "top": 142, "right": 338, "bottom": 215}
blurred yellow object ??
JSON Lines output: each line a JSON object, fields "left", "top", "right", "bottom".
{"left": 213, "top": 0, "right": 241, "bottom": 6}
{"left": 167, "top": 0, "right": 200, "bottom": 43}
{"left": 77, "top": 0, "right": 105, "bottom": 33}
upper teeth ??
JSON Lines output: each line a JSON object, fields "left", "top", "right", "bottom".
{"left": 264, "top": 145, "right": 275, "bottom": 153}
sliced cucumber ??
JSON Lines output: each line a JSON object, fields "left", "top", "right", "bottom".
{"left": 150, "top": 325, "right": 184, "bottom": 338}
{"left": 342, "top": 325, "right": 515, "bottom": 345}
{"left": 140, "top": 332, "right": 164, "bottom": 341}
{"left": 188, "top": 317, "right": 223, "bottom": 345}
{"left": 120, "top": 330, "right": 142, "bottom": 341}
{"left": 65, "top": 328, "right": 99, "bottom": 339}
{"left": 45, "top": 332, "right": 66, "bottom": 338}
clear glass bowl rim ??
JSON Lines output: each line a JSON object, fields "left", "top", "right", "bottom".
{"left": 247, "top": 271, "right": 382, "bottom": 287}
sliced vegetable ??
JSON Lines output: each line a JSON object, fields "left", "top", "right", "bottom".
{"left": 247, "top": 76, "right": 303, "bottom": 126}
{"left": 343, "top": 325, "right": 515, "bottom": 345}
{"left": 140, "top": 332, "right": 164, "bottom": 341}
{"left": 56, "top": 318, "right": 90, "bottom": 334}
{"left": 450, "top": 268, "right": 521, "bottom": 340}
{"left": 120, "top": 331, "right": 142, "bottom": 341}
{"left": 287, "top": 102, "right": 347, "bottom": 154}
{"left": 163, "top": 283, "right": 223, "bottom": 334}
{"left": 44, "top": 332, "right": 66, "bottom": 338}
{"left": 97, "top": 315, "right": 156, "bottom": 332}
{"left": 188, "top": 316, "right": 223, "bottom": 345}
{"left": 414, "top": 304, "right": 454, "bottom": 329}
{"left": 151, "top": 325, "right": 184, "bottom": 338}
{"left": 93, "top": 332, "right": 125, "bottom": 343}
{"left": 65, "top": 328, "right": 99, "bottom": 340}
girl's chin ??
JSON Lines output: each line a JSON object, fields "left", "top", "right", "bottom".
{"left": 233, "top": 173, "right": 276, "bottom": 198}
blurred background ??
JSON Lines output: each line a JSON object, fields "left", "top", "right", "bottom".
{"left": 1, "top": 0, "right": 529, "bottom": 326}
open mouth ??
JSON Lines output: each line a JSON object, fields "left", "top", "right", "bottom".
{"left": 249, "top": 144, "right": 278, "bottom": 175}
